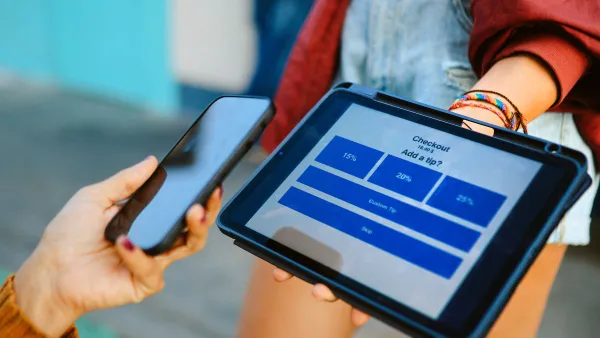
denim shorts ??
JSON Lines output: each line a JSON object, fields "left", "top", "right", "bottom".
{"left": 336, "top": 0, "right": 599, "bottom": 245}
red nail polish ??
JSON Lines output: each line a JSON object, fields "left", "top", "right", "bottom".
{"left": 122, "top": 237, "right": 135, "bottom": 252}
{"left": 201, "top": 211, "right": 207, "bottom": 223}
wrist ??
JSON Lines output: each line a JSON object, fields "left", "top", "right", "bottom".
{"left": 469, "top": 54, "right": 558, "bottom": 123}
{"left": 14, "top": 253, "right": 79, "bottom": 337}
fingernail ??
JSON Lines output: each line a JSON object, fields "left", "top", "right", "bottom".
{"left": 145, "top": 155, "right": 154, "bottom": 161}
{"left": 218, "top": 186, "right": 223, "bottom": 199}
{"left": 121, "top": 237, "right": 135, "bottom": 252}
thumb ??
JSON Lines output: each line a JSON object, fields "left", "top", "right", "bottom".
{"left": 94, "top": 156, "right": 159, "bottom": 206}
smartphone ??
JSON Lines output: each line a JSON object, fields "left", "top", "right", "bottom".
{"left": 104, "top": 96, "right": 275, "bottom": 255}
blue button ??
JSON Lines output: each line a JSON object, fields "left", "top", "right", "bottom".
{"left": 427, "top": 176, "right": 506, "bottom": 227}
{"left": 298, "top": 166, "right": 480, "bottom": 252}
{"left": 368, "top": 155, "right": 442, "bottom": 201}
{"left": 315, "top": 136, "right": 384, "bottom": 179}
{"left": 279, "top": 187, "right": 463, "bottom": 279}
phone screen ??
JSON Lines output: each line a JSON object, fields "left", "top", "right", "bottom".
{"left": 106, "top": 97, "right": 270, "bottom": 250}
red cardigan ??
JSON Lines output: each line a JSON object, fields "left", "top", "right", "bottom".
{"left": 261, "top": 0, "right": 600, "bottom": 166}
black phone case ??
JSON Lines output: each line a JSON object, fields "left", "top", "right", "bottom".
{"left": 218, "top": 84, "right": 592, "bottom": 337}
{"left": 105, "top": 95, "right": 275, "bottom": 256}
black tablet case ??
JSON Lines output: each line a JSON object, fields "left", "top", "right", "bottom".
{"left": 220, "top": 84, "right": 592, "bottom": 337}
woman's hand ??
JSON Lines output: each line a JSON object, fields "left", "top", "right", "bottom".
{"left": 13, "top": 156, "right": 222, "bottom": 337}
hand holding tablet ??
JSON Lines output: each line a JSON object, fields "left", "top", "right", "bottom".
{"left": 218, "top": 84, "right": 591, "bottom": 337}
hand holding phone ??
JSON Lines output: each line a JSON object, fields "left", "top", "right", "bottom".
{"left": 105, "top": 96, "right": 274, "bottom": 255}
{"left": 12, "top": 157, "right": 221, "bottom": 337}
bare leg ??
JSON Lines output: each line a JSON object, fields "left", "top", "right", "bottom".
{"left": 488, "top": 244, "right": 566, "bottom": 337}
{"left": 238, "top": 245, "right": 565, "bottom": 338}
{"left": 237, "top": 259, "right": 355, "bottom": 338}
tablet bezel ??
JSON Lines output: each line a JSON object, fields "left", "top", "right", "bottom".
{"left": 218, "top": 89, "right": 583, "bottom": 336}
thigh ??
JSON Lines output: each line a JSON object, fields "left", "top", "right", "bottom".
{"left": 237, "top": 259, "right": 355, "bottom": 338}
{"left": 488, "top": 244, "right": 567, "bottom": 338}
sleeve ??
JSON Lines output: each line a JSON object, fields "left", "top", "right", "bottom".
{"left": 0, "top": 275, "right": 78, "bottom": 338}
{"left": 468, "top": 0, "right": 600, "bottom": 106}
{"left": 492, "top": 32, "right": 588, "bottom": 104}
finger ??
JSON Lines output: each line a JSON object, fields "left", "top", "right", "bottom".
{"left": 158, "top": 186, "right": 221, "bottom": 263}
{"left": 312, "top": 284, "right": 338, "bottom": 302}
{"left": 115, "top": 235, "right": 165, "bottom": 300}
{"left": 93, "top": 156, "right": 159, "bottom": 207}
{"left": 272, "top": 268, "right": 293, "bottom": 282}
{"left": 351, "top": 309, "right": 371, "bottom": 327}
{"left": 162, "top": 187, "right": 222, "bottom": 262}
{"left": 184, "top": 203, "right": 211, "bottom": 251}
{"left": 157, "top": 204, "right": 207, "bottom": 264}
{"left": 202, "top": 186, "right": 223, "bottom": 226}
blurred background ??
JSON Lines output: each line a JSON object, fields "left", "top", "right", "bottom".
{"left": 0, "top": 1, "right": 599, "bottom": 337}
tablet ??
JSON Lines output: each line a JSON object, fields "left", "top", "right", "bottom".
{"left": 218, "top": 84, "right": 591, "bottom": 337}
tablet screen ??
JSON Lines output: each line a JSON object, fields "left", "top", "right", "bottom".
{"left": 245, "top": 103, "right": 542, "bottom": 319}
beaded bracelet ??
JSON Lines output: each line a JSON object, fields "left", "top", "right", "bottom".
{"left": 463, "top": 90, "right": 520, "bottom": 114}
{"left": 463, "top": 90, "right": 528, "bottom": 134}
{"left": 450, "top": 92, "right": 528, "bottom": 133}
{"left": 449, "top": 100, "right": 511, "bottom": 129}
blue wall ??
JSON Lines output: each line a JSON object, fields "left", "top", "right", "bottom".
{"left": 0, "top": 0, "right": 176, "bottom": 112}
{"left": 0, "top": 1, "right": 53, "bottom": 78}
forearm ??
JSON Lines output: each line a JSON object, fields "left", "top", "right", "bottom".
{"left": 452, "top": 54, "right": 559, "bottom": 130}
